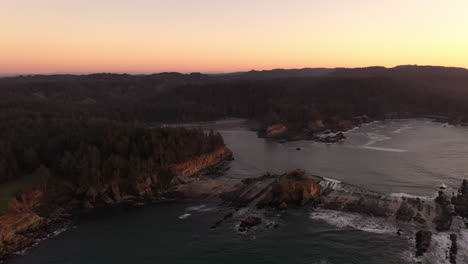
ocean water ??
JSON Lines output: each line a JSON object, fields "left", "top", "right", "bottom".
{"left": 10, "top": 119, "right": 468, "bottom": 264}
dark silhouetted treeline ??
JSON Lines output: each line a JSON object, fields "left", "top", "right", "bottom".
{"left": 1, "top": 65, "right": 468, "bottom": 130}
{"left": 0, "top": 115, "right": 224, "bottom": 187}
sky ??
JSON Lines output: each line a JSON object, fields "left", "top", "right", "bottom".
{"left": 1, "top": 0, "right": 468, "bottom": 73}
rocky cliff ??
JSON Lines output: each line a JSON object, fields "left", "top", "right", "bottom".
{"left": 265, "top": 124, "right": 288, "bottom": 138}
{"left": 169, "top": 146, "right": 232, "bottom": 179}
{"left": 258, "top": 170, "right": 319, "bottom": 208}
{"left": 0, "top": 185, "right": 61, "bottom": 260}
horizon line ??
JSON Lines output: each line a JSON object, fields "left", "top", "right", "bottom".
{"left": 1, "top": 64, "right": 467, "bottom": 77}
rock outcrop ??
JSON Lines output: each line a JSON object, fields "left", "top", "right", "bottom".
{"left": 169, "top": 146, "right": 233, "bottom": 180}
{"left": 415, "top": 230, "right": 432, "bottom": 257}
{"left": 265, "top": 123, "right": 288, "bottom": 138}
{"left": 0, "top": 213, "right": 45, "bottom": 258}
{"left": 317, "top": 132, "right": 346, "bottom": 143}
{"left": 433, "top": 191, "right": 453, "bottom": 231}
{"left": 352, "top": 115, "right": 369, "bottom": 125}
{"left": 8, "top": 185, "right": 45, "bottom": 213}
{"left": 258, "top": 170, "right": 319, "bottom": 208}
{"left": 338, "top": 120, "right": 353, "bottom": 131}
{"left": 238, "top": 216, "right": 262, "bottom": 232}
{"left": 452, "top": 179, "right": 468, "bottom": 218}
{"left": 450, "top": 234, "right": 458, "bottom": 264}
{"left": 0, "top": 185, "right": 58, "bottom": 259}
{"left": 308, "top": 120, "right": 325, "bottom": 132}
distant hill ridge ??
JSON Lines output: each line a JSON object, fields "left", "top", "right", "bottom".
{"left": 2, "top": 64, "right": 468, "bottom": 128}
{"left": 2, "top": 65, "right": 468, "bottom": 79}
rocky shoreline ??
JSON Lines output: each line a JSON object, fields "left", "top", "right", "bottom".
{"left": 258, "top": 115, "right": 468, "bottom": 143}
{"left": 174, "top": 170, "right": 468, "bottom": 263}
{"left": 3, "top": 157, "right": 468, "bottom": 263}
{"left": 0, "top": 146, "right": 233, "bottom": 262}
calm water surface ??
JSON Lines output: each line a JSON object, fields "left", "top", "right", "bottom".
{"left": 10, "top": 119, "right": 468, "bottom": 264}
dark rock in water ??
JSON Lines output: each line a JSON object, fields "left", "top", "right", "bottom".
{"left": 433, "top": 191, "right": 453, "bottom": 231}
{"left": 449, "top": 234, "right": 458, "bottom": 264}
{"left": 238, "top": 216, "right": 262, "bottom": 232}
{"left": 220, "top": 173, "right": 278, "bottom": 208}
{"left": 415, "top": 230, "right": 432, "bottom": 257}
{"left": 278, "top": 202, "right": 288, "bottom": 210}
{"left": 397, "top": 229, "right": 402, "bottom": 236}
{"left": 266, "top": 223, "right": 279, "bottom": 229}
{"left": 435, "top": 191, "right": 451, "bottom": 207}
{"left": 296, "top": 147, "right": 301, "bottom": 151}
{"left": 413, "top": 213, "right": 426, "bottom": 224}
{"left": 210, "top": 211, "right": 234, "bottom": 230}
{"left": 452, "top": 179, "right": 468, "bottom": 218}
{"left": 396, "top": 201, "right": 416, "bottom": 222}
{"left": 319, "top": 132, "right": 346, "bottom": 143}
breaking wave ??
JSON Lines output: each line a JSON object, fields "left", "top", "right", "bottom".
{"left": 309, "top": 210, "right": 397, "bottom": 234}
{"left": 358, "top": 132, "right": 407, "bottom": 152}
{"left": 185, "top": 204, "right": 214, "bottom": 212}
{"left": 359, "top": 146, "right": 407, "bottom": 153}
{"left": 364, "top": 132, "right": 392, "bottom": 146}
{"left": 389, "top": 192, "right": 433, "bottom": 201}
{"left": 392, "top": 125, "right": 413, "bottom": 134}
{"left": 178, "top": 213, "right": 191, "bottom": 219}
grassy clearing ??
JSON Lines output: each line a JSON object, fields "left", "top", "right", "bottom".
{"left": 0, "top": 175, "right": 41, "bottom": 214}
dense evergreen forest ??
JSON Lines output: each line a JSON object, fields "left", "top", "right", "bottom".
{"left": 1, "top": 65, "right": 468, "bottom": 130}
{"left": 1, "top": 65, "right": 468, "bottom": 190}
{"left": 0, "top": 115, "right": 224, "bottom": 192}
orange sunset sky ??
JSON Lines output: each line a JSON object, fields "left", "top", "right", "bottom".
{"left": 1, "top": 0, "right": 468, "bottom": 74}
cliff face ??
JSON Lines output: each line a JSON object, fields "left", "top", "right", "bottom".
{"left": 0, "top": 146, "right": 233, "bottom": 260}
{"left": 258, "top": 170, "right": 319, "bottom": 208}
{"left": 0, "top": 212, "right": 45, "bottom": 257}
{"left": 265, "top": 124, "right": 288, "bottom": 138}
{"left": 77, "top": 146, "right": 233, "bottom": 208}
{"left": 169, "top": 146, "right": 232, "bottom": 179}
{"left": 0, "top": 186, "right": 49, "bottom": 259}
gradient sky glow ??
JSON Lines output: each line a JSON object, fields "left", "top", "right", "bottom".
{"left": 1, "top": 0, "right": 468, "bottom": 73}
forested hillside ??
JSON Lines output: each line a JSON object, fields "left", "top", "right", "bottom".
{"left": 0, "top": 116, "right": 224, "bottom": 184}
{"left": 0, "top": 114, "right": 225, "bottom": 212}
{"left": 1, "top": 65, "right": 468, "bottom": 192}
{"left": 1, "top": 65, "right": 468, "bottom": 130}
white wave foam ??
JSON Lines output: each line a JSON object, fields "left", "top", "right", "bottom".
{"left": 389, "top": 193, "right": 432, "bottom": 200}
{"left": 364, "top": 132, "right": 391, "bottom": 145}
{"left": 309, "top": 210, "right": 397, "bottom": 234}
{"left": 178, "top": 213, "right": 191, "bottom": 219}
{"left": 322, "top": 177, "right": 341, "bottom": 184}
{"left": 343, "top": 126, "right": 359, "bottom": 134}
{"left": 413, "top": 229, "right": 468, "bottom": 264}
{"left": 359, "top": 146, "right": 407, "bottom": 153}
{"left": 16, "top": 224, "right": 70, "bottom": 256}
{"left": 185, "top": 204, "right": 213, "bottom": 212}
{"left": 457, "top": 230, "right": 468, "bottom": 264}
{"left": 319, "top": 177, "right": 342, "bottom": 190}
{"left": 418, "top": 232, "right": 452, "bottom": 264}
{"left": 392, "top": 125, "right": 413, "bottom": 134}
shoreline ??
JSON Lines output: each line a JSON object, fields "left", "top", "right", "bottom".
{"left": 3, "top": 166, "right": 468, "bottom": 263}
{"left": 258, "top": 115, "right": 468, "bottom": 143}
{"left": 0, "top": 146, "right": 233, "bottom": 262}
